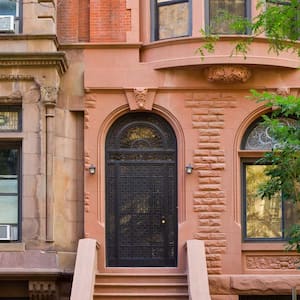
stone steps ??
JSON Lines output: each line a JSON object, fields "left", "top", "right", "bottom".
{"left": 93, "top": 273, "right": 189, "bottom": 300}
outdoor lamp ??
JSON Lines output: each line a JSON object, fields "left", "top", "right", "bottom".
{"left": 89, "top": 164, "right": 96, "bottom": 175}
{"left": 185, "top": 164, "right": 193, "bottom": 174}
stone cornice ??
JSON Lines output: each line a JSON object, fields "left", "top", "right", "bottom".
{"left": 59, "top": 42, "right": 142, "bottom": 50}
{"left": 0, "top": 52, "right": 68, "bottom": 75}
{"left": 0, "top": 34, "right": 59, "bottom": 46}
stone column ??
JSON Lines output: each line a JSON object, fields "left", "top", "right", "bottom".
{"left": 40, "top": 86, "right": 58, "bottom": 242}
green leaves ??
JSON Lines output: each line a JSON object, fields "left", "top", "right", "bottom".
{"left": 252, "top": 90, "right": 300, "bottom": 249}
{"left": 199, "top": 0, "right": 300, "bottom": 57}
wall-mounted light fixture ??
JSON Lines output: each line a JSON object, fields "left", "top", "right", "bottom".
{"left": 185, "top": 164, "right": 193, "bottom": 174}
{"left": 89, "top": 164, "right": 96, "bottom": 175}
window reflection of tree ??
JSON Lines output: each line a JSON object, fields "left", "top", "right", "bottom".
{"left": 246, "top": 165, "right": 282, "bottom": 238}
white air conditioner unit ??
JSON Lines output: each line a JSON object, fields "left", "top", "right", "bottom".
{"left": 0, "top": 15, "right": 15, "bottom": 33}
{"left": 0, "top": 224, "right": 11, "bottom": 240}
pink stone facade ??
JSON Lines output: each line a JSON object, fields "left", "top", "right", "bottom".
{"left": 0, "top": 0, "right": 299, "bottom": 298}
{"left": 59, "top": 0, "right": 300, "bottom": 298}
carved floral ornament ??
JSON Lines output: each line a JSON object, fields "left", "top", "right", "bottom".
{"left": 205, "top": 65, "right": 252, "bottom": 83}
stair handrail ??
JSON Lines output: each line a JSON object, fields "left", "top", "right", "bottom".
{"left": 70, "top": 238, "right": 99, "bottom": 300}
{"left": 187, "top": 240, "right": 211, "bottom": 300}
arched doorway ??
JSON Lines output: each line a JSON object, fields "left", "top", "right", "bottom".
{"left": 105, "top": 112, "right": 178, "bottom": 267}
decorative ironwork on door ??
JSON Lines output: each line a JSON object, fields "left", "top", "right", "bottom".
{"left": 106, "top": 113, "right": 178, "bottom": 267}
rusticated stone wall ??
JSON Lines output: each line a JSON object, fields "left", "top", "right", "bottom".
{"left": 185, "top": 92, "right": 237, "bottom": 274}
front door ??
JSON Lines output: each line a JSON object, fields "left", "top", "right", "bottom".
{"left": 105, "top": 112, "right": 177, "bottom": 267}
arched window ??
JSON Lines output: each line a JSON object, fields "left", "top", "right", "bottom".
{"left": 105, "top": 112, "right": 178, "bottom": 267}
{"left": 240, "top": 117, "right": 300, "bottom": 241}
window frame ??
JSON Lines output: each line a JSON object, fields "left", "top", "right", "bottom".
{"left": 241, "top": 159, "right": 288, "bottom": 242}
{"left": 0, "top": 141, "right": 22, "bottom": 242}
{"left": 151, "top": 0, "right": 192, "bottom": 41}
{"left": 240, "top": 115, "right": 299, "bottom": 242}
{"left": 205, "top": 0, "right": 251, "bottom": 35}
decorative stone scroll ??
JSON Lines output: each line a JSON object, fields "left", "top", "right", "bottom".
{"left": 125, "top": 88, "right": 157, "bottom": 111}
{"left": 205, "top": 65, "right": 251, "bottom": 83}
{"left": 246, "top": 255, "right": 299, "bottom": 270}
{"left": 40, "top": 86, "right": 58, "bottom": 107}
{"left": 29, "top": 280, "right": 57, "bottom": 300}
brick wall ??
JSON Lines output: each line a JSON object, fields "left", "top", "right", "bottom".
{"left": 186, "top": 92, "right": 237, "bottom": 274}
{"left": 57, "top": 0, "right": 79, "bottom": 43}
{"left": 57, "top": 0, "right": 131, "bottom": 43}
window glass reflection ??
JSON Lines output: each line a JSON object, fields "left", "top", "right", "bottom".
{"left": 245, "top": 165, "right": 282, "bottom": 239}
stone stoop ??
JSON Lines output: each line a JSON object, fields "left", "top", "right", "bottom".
{"left": 93, "top": 273, "right": 189, "bottom": 300}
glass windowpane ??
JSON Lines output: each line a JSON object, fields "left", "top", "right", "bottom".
{"left": 0, "top": 111, "right": 19, "bottom": 131}
{"left": 284, "top": 200, "right": 300, "bottom": 232}
{"left": 0, "top": 195, "right": 18, "bottom": 223}
{"left": 0, "top": 177, "right": 18, "bottom": 193}
{"left": 245, "top": 165, "right": 282, "bottom": 239}
{"left": 0, "top": 0, "right": 17, "bottom": 16}
{"left": 158, "top": 3, "right": 189, "bottom": 39}
{"left": 243, "top": 117, "right": 298, "bottom": 150}
{"left": 0, "top": 149, "right": 18, "bottom": 175}
{"left": 209, "top": 0, "right": 246, "bottom": 34}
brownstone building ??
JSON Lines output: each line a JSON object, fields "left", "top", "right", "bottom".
{"left": 0, "top": 0, "right": 300, "bottom": 299}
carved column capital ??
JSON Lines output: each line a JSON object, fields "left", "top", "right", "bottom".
{"left": 40, "top": 86, "right": 58, "bottom": 107}
{"left": 205, "top": 65, "right": 251, "bottom": 83}
{"left": 29, "top": 280, "right": 57, "bottom": 300}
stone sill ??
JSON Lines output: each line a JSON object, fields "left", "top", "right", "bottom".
{"left": 0, "top": 242, "right": 25, "bottom": 252}
{"left": 242, "top": 242, "right": 288, "bottom": 251}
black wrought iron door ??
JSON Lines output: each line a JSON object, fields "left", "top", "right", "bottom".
{"left": 105, "top": 113, "right": 177, "bottom": 267}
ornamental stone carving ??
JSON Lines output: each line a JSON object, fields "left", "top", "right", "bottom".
{"left": 29, "top": 280, "right": 57, "bottom": 300}
{"left": 276, "top": 87, "right": 290, "bottom": 96}
{"left": 134, "top": 88, "right": 148, "bottom": 109}
{"left": 125, "top": 88, "right": 157, "bottom": 111}
{"left": 205, "top": 65, "right": 251, "bottom": 83}
{"left": 40, "top": 86, "right": 58, "bottom": 106}
{"left": 246, "top": 255, "right": 299, "bottom": 270}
